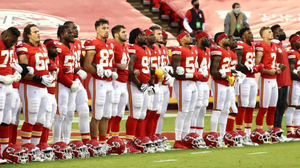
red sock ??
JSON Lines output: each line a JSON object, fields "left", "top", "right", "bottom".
{"left": 226, "top": 113, "right": 236, "bottom": 132}
{"left": 125, "top": 116, "right": 138, "bottom": 141}
{"left": 11, "top": 124, "right": 18, "bottom": 144}
{"left": 106, "top": 117, "right": 113, "bottom": 138}
{"left": 245, "top": 108, "right": 254, "bottom": 130}
{"left": 136, "top": 119, "right": 145, "bottom": 137}
{"left": 81, "top": 133, "right": 90, "bottom": 144}
{"left": 256, "top": 107, "right": 268, "bottom": 128}
{"left": 32, "top": 124, "right": 43, "bottom": 142}
{"left": 99, "top": 135, "right": 106, "bottom": 144}
{"left": 266, "top": 107, "right": 276, "bottom": 129}
{"left": 40, "top": 127, "right": 49, "bottom": 143}
{"left": 21, "top": 122, "right": 33, "bottom": 141}
{"left": 111, "top": 116, "right": 122, "bottom": 137}
{"left": 0, "top": 126, "right": 9, "bottom": 148}
{"left": 91, "top": 136, "right": 97, "bottom": 140}
{"left": 145, "top": 111, "right": 156, "bottom": 136}
{"left": 235, "top": 107, "right": 245, "bottom": 130}
{"left": 152, "top": 113, "right": 160, "bottom": 135}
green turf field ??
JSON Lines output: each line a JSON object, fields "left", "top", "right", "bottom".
{"left": 3, "top": 141, "right": 300, "bottom": 168}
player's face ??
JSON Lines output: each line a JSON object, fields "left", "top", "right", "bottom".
{"left": 4, "top": 34, "right": 18, "bottom": 49}
{"left": 28, "top": 26, "right": 40, "bottom": 43}
{"left": 147, "top": 34, "right": 156, "bottom": 44}
{"left": 162, "top": 36, "right": 167, "bottom": 45}
{"left": 64, "top": 28, "right": 74, "bottom": 43}
{"left": 296, "top": 39, "right": 300, "bottom": 48}
{"left": 154, "top": 29, "right": 163, "bottom": 43}
{"left": 47, "top": 46, "right": 58, "bottom": 57}
{"left": 67, "top": 23, "right": 79, "bottom": 38}
{"left": 229, "top": 37, "right": 237, "bottom": 48}
{"left": 244, "top": 30, "right": 254, "bottom": 42}
{"left": 137, "top": 32, "right": 146, "bottom": 45}
{"left": 221, "top": 37, "right": 230, "bottom": 46}
{"left": 97, "top": 24, "right": 109, "bottom": 39}
{"left": 264, "top": 29, "right": 274, "bottom": 40}
{"left": 182, "top": 34, "right": 192, "bottom": 44}
{"left": 118, "top": 28, "right": 127, "bottom": 42}
{"left": 201, "top": 37, "right": 210, "bottom": 47}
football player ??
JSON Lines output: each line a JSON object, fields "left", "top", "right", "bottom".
{"left": 190, "top": 31, "right": 210, "bottom": 138}
{"left": 125, "top": 28, "right": 150, "bottom": 153}
{"left": 83, "top": 19, "right": 116, "bottom": 144}
{"left": 285, "top": 34, "right": 300, "bottom": 139}
{"left": 210, "top": 32, "right": 234, "bottom": 139}
{"left": 63, "top": 21, "right": 90, "bottom": 143}
{"left": 235, "top": 27, "right": 260, "bottom": 137}
{"left": 52, "top": 25, "right": 80, "bottom": 143}
{"left": 0, "top": 27, "right": 21, "bottom": 154}
{"left": 172, "top": 31, "right": 201, "bottom": 149}
{"left": 40, "top": 39, "right": 59, "bottom": 143}
{"left": 108, "top": 25, "right": 129, "bottom": 137}
{"left": 18, "top": 24, "right": 54, "bottom": 145}
{"left": 255, "top": 27, "right": 282, "bottom": 130}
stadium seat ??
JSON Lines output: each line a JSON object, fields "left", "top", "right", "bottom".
{"left": 159, "top": 1, "right": 171, "bottom": 20}
{"left": 150, "top": 0, "right": 161, "bottom": 12}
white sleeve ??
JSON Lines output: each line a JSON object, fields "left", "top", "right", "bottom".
{"left": 202, "top": 23, "right": 205, "bottom": 31}
{"left": 183, "top": 18, "right": 193, "bottom": 33}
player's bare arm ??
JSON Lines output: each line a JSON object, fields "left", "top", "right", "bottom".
{"left": 128, "top": 53, "right": 140, "bottom": 86}
{"left": 83, "top": 50, "right": 97, "bottom": 74}
{"left": 288, "top": 58, "right": 300, "bottom": 81}
{"left": 236, "top": 50, "right": 249, "bottom": 72}
{"left": 171, "top": 54, "right": 185, "bottom": 79}
{"left": 210, "top": 56, "right": 226, "bottom": 79}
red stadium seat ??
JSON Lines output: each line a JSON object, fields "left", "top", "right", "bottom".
{"left": 159, "top": 1, "right": 171, "bottom": 20}
{"left": 150, "top": 0, "right": 161, "bottom": 12}
{"left": 168, "top": 9, "right": 179, "bottom": 28}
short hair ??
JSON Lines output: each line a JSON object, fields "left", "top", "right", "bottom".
{"left": 214, "top": 32, "right": 225, "bottom": 43}
{"left": 289, "top": 34, "right": 296, "bottom": 42}
{"left": 232, "top": 2, "right": 240, "bottom": 9}
{"left": 271, "top": 24, "right": 281, "bottom": 32}
{"left": 57, "top": 25, "right": 68, "bottom": 38}
{"left": 23, "top": 24, "right": 37, "bottom": 43}
{"left": 295, "top": 31, "right": 300, "bottom": 35}
{"left": 95, "top": 18, "right": 109, "bottom": 30}
{"left": 149, "top": 25, "right": 162, "bottom": 32}
{"left": 111, "top": 25, "right": 126, "bottom": 38}
{"left": 259, "top": 26, "right": 270, "bottom": 38}
{"left": 129, "top": 28, "right": 143, "bottom": 44}
{"left": 63, "top": 21, "right": 74, "bottom": 26}
{"left": 43, "top": 38, "right": 54, "bottom": 44}
{"left": 6, "top": 27, "right": 20, "bottom": 38}
{"left": 239, "top": 27, "right": 250, "bottom": 38}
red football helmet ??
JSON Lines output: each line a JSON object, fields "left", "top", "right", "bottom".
{"left": 21, "top": 143, "right": 44, "bottom": 162}
{"left": 52, "top": 142, "right": 74, "bottom": 160}
{"left": 250, "top": 128, "right": 271, "bottom": 144}
{"left": 133, "top": 136, "right": 155, "bottom": 153}
{"left": 106, "top": 137, "right": 126, "bottom": 155}
{"left": 2, "top": 144, "right": 28, "bottom": 164}
{"left": 68, "top": 140, "right": 90, "bottom": 158}
{"left": 149, "top": 135, "right": 165, "bottom": 152}
{"left": 267, "top": 127, "right": 284, "bottom": 143}
{"left": 296, "top": 127, "right": 300, "bottom": 138}
{"left": 223, "top": 131, "right": 244, "bottom": 147}
{"left": 204, "top": 132, "right": 224, "bottom": 148}
{"left": 85, "top": 139, "right": 105, "bottom": 157}
{"left": 36, "top": 143, "right": 55, "bottom": 161}
{"left": 182, "top": 133, "right": 206, "bottom": 149}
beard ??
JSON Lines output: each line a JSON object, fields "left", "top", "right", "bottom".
{"left": 202, "top": 40, "right": 210, "bottom": 48}
{"left": 138, "top": 40, "right": 146, "bottom": 46}
{"left": 49, "top": 52, "right": 57, "bottom": 58}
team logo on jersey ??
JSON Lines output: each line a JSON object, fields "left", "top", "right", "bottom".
{"left": 0, "top": 9, "right": 79, "bottom": 39}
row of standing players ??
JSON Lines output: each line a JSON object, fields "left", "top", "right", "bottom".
{"left": 1, "top": 19, "right": 300, "bottom": 163}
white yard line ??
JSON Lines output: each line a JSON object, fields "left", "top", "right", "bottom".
{"left": 190, "top": 151, "right": 212, "bottom": 154}
{"left": 246, "top": 152, "right": 267, "bottom": 155}
{"left": 153, "top": 159, "right": 177, "bottom": 163}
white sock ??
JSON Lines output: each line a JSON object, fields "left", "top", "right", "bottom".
{"left": 285, "top": 107, "right": 295, "bottom": 128}
{"left": 211, "top": 110, "right": 221, "bottom": 132}
{"left": 62, "top": 111, "right": 74, "bottom": 144}
{"left": 78, "top": 105, "right": 90, "bottom": 134}
{"left": 196, "top": 106, "right": 206, "bottom": 137}
{"left": 190, "top": 106, "right": 201, "bottom": 133}
{"left": 175, "top": 111, "right": 187, "bottom": 141}
{"left": 53, "top": 114, "right": 65, "bottom": 143}
{"left": 293, "top": 109, "right": 300, "bottom": 128}
{"left": 31, "top": 137, "right": 40, "bottom": 145}
{"left": 219, "top": 110, "right": 229, "bottom": 138}
{"left": 156, "top": 112, "right": 165, "bottom": 135}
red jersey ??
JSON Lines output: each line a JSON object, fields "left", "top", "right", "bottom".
{"left": 236, "top": 41, "right": 256, "bottom": 78}
{"left": 288, "top": 49, "right": 300, "bottom": 76}
{"left": 147, "top": 46, "right": 160, "bottom": 84}
{"left": 194, "top": 46, "right": 210, "bottom": 82}
{"left": 128, "top": 44, "right": 150, "bottom": 84}
{"left": 47, "top": 57, "right": 59, "bottom": 94}
{"left": 255, "top": 42, "right": 277, "bottom": 79}
{"left": 17, "top": 43, "right": 49, "bottom": 88}
{"left": 158, "top": 44, "right": 169, "bottom": 67}
{"left": 73, "top": 39, "right": 83, "bottom": 80}
{"left": 56, "top": 42, "right": 76, "bottom": 88}
{"left": 84, "top": 38, "right": 114, "bottom": 81}
{"left": 12, "top": 45, "right": 20, "bottom": 88}
{"left": 229, "top": 49, "right": 237, "bottom": 70}
{"left": 0, "top": 39, "right": 14, "bottom": 76}
{"left": 172, "top": 46, "right": 197, "bottom": 81}
{"left": 108, "top": 40, "right": 129, "bottom": 83}
{"left": 210, "top": 46, "right": 232, "bottom": 86}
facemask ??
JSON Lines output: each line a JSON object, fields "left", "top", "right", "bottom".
{"left": 278, "top": 34, "right": 286, "bottom": 41}
{"left": 194, "top": 4, "right": 199, "bottom": 9}
{"left": 233, "top": 8, "right": 241, "bottom": 14}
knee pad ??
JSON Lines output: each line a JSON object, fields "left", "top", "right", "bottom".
{"left": 28, "top": 98, "right": 40, "bottom": 114}
{"left": 77, "top": 104, "right": 89, "bottom": 115}
{"left": 132, "top": 93, "right": 143, "bottom": 108}
{"left": 65, "top": 111, "right": 74, "bottom": 123}
{"left": 177, "top": 111, "right": 188, "bottom": 119}
{"left": 55, "top": 114, "right": 65, "bottom": 123}
{"left": 0, "top": 94, "right": 5, "bottom": 112}
{"left": 112, "top": 91, "right": 121, "bottom": 104}
{"left": 96, "top": 90, "right": 106, "bottom": 106}
{"left": 211, "top": 111, "right": 221, "bottom": 122}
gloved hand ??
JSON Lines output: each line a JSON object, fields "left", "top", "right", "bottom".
{"left": 193, "top": 71, "right": 204, "bottom": 80}
{"left": 148, "top": 85, "right": 155, "bottom": 95}
{"left": 96, "top": 64, "right": 104, "bottom": 78}
{"left": 11, "top": 63, "right": 23, "bottom": 73}
{"left": 71, "top": 80, "right": 80, "bottom": 92}
{"left": 176, "top": 66, "right": 184, "bottom": 75}
{"left": 77, "top": 69, "right": 87, "bottom": 80}
{"left": 0, "top": 75, "right": 14, "bottom": 85}
{"left": 253, "top": 63, "right": 264, "bottom": 73}
{"left": 155, "top": 69, "right": 164, "bottom": 78}
{"left": 12, "top": 71, "right": 21, "bottom": 82}
{"left": 244, "top": 61, "right": 253, "bottom": 73}
{"left": 137, "top": 82, "right": 148, "bottom": 92}
{"left": 112, "top": 72, "right": 118, "bottom": 80}
{"left": 219, "top": 69, "right": 227, "bottom": 78}
{"left": 27, "top": 66, "right": 34, "bottom": 75}
{"left": 163, "top": 66, "right": 173, "bottom": 75}
{"left": 41, "top": 75, "right": 54, "bottom": 86}
{"left": 104, "top": 69, "right": 112, "bottom": 78}
{"left": 226, "top": 76, "right": 235, "bottom": 86}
